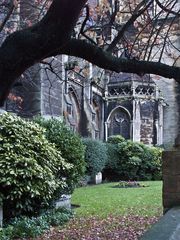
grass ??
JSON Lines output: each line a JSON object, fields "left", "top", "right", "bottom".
{"left": 72, "top": 181, "right": 162, "bottom": 218}
{"left": 37, "top": 181, "right": 162, "bottom": 239}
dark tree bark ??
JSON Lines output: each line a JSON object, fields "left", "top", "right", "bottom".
{"left": 62, "top": 39, "right": 180, "bottom": 81}
{"left": 0, "top": 0, "right": 179, "bottom": 106}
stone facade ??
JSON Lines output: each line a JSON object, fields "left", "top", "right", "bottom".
{"left": 4, "top": 59, "right": 166, "bottom": 146}
{"left": 0, "top": 0, "right": 179, "bottom": 148}
{"left": 0, "top": 0, "right": 180, "bottom": 226}
{"left": 104, "top": 73, "right": 164, "bottom": 145}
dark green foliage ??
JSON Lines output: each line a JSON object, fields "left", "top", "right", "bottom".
{"left": 0, "top": 208, "right": 73, "bottom": 239}
{"left": 0, "top": 193, "right": 3, "bottom": 206}
{"left": 104, "top": 136, "right": 125, "bottom": 180}
{"left": 105, "top": 135, "right": 162, "bottom": 180}
{"left": 9, "top": 216, "right": 49, "bottom": 239}
{"left": 0, "top": 226, "right": 13, "bottom": 240}
{"left": 106, "top": 143, "right": 119, "bottom": 170}
{"left": 116, "top": 140, "right": 145, "bottom": 180}
{"left": 0, "top": 113, "right": 71, "bottom": 218}
{"left": 77, "top": 175, "right": 90, "bottom": 187}
{"left": 42, "top": 207, "right": 73, "bottom": 226}
{"left": 34, "top": 117, "right": 86, "bottom": 193}
{"left": 83, "top": 138, "right": 107, "bottom": 175}
{"left": 107, "top": 135, "right": 125, "bottom": 144}
{"left": 0, "top": 216, "right": 49, "bottom": 239}
{"left": 139, "top": 146, "right": 162, "bottom": 180}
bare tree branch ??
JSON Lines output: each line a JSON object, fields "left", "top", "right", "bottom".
{"left": 158, "top": 14, "right": 178, "bottom": 62}
{"left": 109, "top": 0, "right": 119, "bottom": 25}
{"left": 155, "top": 0, "right": 180, "bottom": 16}
{"left": 0, "top": 0, "right": 179, "bottom": 108}
{"left": 61, "top": 39, "right": 180, "bottom": 81}
{"left": 79, "top": 5, "right": 89, "bottom": 37}
{"left": 107, "top": 0, "right": 153, "bottom": 52}
{"left": 78, "top": 4, "right": 97, "bottom": 45}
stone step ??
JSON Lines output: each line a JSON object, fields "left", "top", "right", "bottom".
{"left": 140, "top": 207, "right": 180, "bottom": 240}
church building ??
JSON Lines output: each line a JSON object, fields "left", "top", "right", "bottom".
{"left": 1, "top": 0, "right": 179, "bottom": 148}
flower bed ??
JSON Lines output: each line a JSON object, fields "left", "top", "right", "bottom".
{"left": 114, "top": 181, "right": 148, "bottom": 188}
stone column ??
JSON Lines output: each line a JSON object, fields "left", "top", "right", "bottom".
{"left": 156, "top": 101, "right": 164, "bottom": 145}
{"left": 132, "top": 100, "right": 141, "bottom": 142}
{"left": 104, "top": 121, "right": 109, "bottom": 141}
{"left": 163, "top": 149, "right": 180, "bottom": 213}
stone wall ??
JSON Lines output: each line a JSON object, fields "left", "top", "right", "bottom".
{"left": 41, "top": 57, "right": 64, "bottom": 117}
{"left": 154, "top": 32, "right": 180, "bottom": 148}
{"left": 163, "top": 150, "right": 180, "bottom": 212}
{"left": 155, "top": 78, "right": 180, "bottom": 148}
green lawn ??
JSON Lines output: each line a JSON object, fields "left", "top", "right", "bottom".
{"left": 72, "top": 181, "right": 162, "bottom": 218}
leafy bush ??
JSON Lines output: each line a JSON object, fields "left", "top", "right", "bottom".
{"left": 105, "top": 135, "right": 162, "bottom": 180}
{"left": 139, "top": 146, "right": 162, "bottom": 180}
{"left": 10, "top": 215, "right": 49, "bottom": 239}
{"left": 77, "top": 175, "right": 90, "bottom": 187}
{"left": 107, "top": 135, "right": 125, "bottom": 144}
{"left": 43, "top": 207, "right": 73, "bottom": 226}
{"left": 116, "top": 141, "right": 144, "bottom": 180}
{"left": 0, "top": 113, "right": 71, "bottom": 219}
{"left": 34, "top": 117, "right": 86, "bottom": 193}
{"left": 104, "top": 135, "right": 125, "bottom": 180}
{"left": 83, "top": 138, "right": 107, "bottom": 175}
{"left": 1, "top": 207, "right": 73, "bottom": 239}
{"left": 0, "top": 216, "right": 49, "bottom": 239}
{"left": 0, "top": 226, "right": 13, "bottom": 240}
{"left": 106, "top": 142, "right": 119, "bottom": 170}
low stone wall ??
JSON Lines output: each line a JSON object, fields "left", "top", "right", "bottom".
{"left": 55, "top": 194, "right": 71, "bottom": 209}
{"left": 140, "top": 207, "right": 180, "bottom": 240}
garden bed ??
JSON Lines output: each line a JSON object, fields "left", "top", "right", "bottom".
{"left": 113, "top": 181, "right": 149, "bottom": 188}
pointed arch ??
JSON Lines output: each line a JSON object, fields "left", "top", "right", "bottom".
{"left": 107, "top": 106, "right": 131, "bottom": 139}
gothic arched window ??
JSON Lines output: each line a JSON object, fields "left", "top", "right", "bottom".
{"left": 108, "top": 107, "right": 130, "bottom": 139}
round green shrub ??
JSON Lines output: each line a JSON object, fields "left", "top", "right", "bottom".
{"left": 0, "top": 113, "right": 71, "bottom": 218}
{"left": 83, "top": 138, "right": 107, "bottom": 175}
{"left": 34, "top": 117, "right": 86, "bottom": 193}
{"left": 105, "top": 137, "right": 162, "bottom": 180}
{"left": 116, "top": 140, "right": 144, "bottom": 180}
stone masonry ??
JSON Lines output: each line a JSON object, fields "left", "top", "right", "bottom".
{"left": 163, "top": 149, "right": 180, "bottom": 212}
